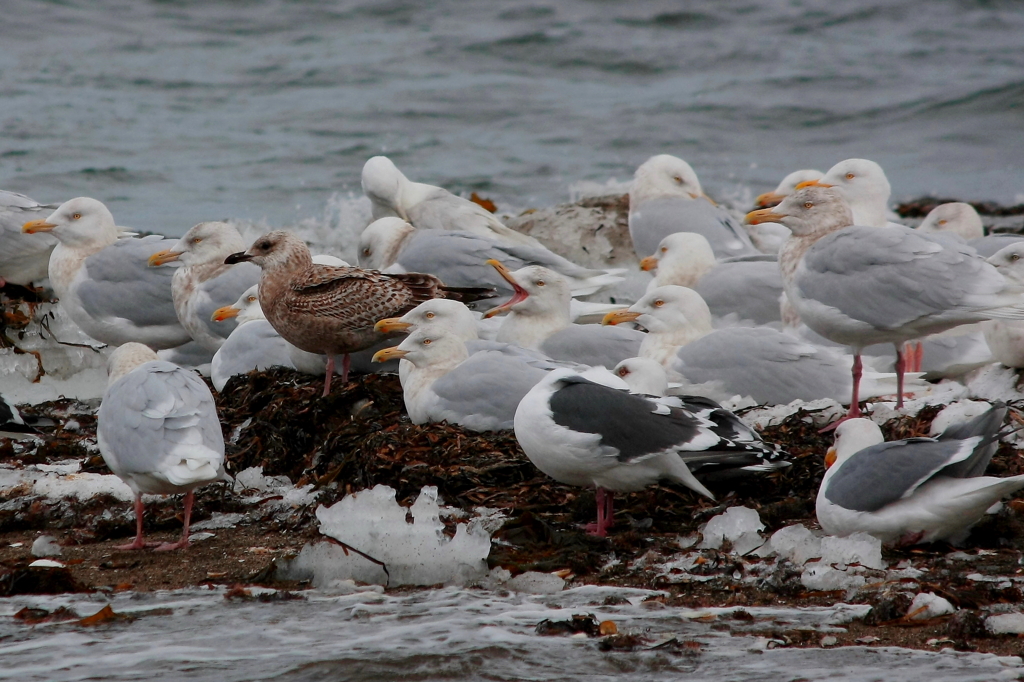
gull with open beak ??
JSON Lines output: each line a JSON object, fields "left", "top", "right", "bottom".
{"left": 22, "top": 197, "right": 189, "bottom": 349}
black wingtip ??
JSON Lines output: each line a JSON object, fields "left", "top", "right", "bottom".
{"left": 441, "top": 286, "right": 498, "bottom": 303}
{"left": 225, "top": 252, "right": 253, "bottom": 265}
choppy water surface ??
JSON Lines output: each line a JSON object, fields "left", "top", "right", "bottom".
{"left": 0, "top": 586, "right": 1021, "bottom": 681}
{"left": 2, "top": 0, "right": 1024, "bottom": 236}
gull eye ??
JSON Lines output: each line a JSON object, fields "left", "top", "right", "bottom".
{"left": 654, "top": 299, "right": 664, "bottom": 307}
{"left": 673, "top": 175, "right": 683, "bottom": 184}
{"left": 193, "top": 237, "right": 202, "bottom": 244}
{"left": 248, "top": 296, "right": 257, "bottom": 303}
{"left": 803, "top": 201, "right": 813, "bottom": 209}
{"left": 660, "top": 246, "right": 667, "bottom": 253}
{"left": 362, "top": 248, "right": 371, "bottom": 256}
{"left": 938, "top": 219, "right": 947, "bottom": 225}
{"left": 423, "top": 338, "right": 432, "bottom": 345}
{"left": 425, "top": 312, "right": 435, "bottom": 318}
{"left": 845, "top": 172, "right": 855, "bottom": 180}
{"left": 1011, "top": 254, "right": 1020, "bottom": 262}
{"left": 617, "top": 367, "right": 628, "bottom": 377}
{"left": 72, "top": 212, "right": 82, "bottom": 220}
{"left": 536, "top": 280, "right": 545, "bottom": 287}
{"left": 258, "top": 240, "right": 271, "bottom": 250}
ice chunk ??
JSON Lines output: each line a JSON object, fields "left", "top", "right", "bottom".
{"left": 819, "top": 533, "right": 884, "bottom": 570}
{"left": 282, "top": 485, "right": 491, "bottom": 587}
{"left": 907, "top": 592, "right": 955, "bottom": 620}
{"left": 699, "top": 506, "right": 765, "bottom": 555}
{"left": 192, "top": 512, "right": 245, "bottom": 530}
{"left": 967, "top": 363, "right": 1024, "bottom": 403}
{"left": 769, "top": 524, "right": 822, "bottom": 565}
{"left": 986, "top": 613, "right": 1024, "bottom": 635}
{"left": 233, "top": 466, "right": 317, "bottom": 509}
{"left": 31, "top": 535, "right": 62, "bottom": 558}
{"left": 929, "top": 400, "right": 994, "bottom": 436}
{"left": 505, "top": 571, "right": 565, "bottom": 594}
{"left": 800, "top": 563, "right": 866, "bottom": 591}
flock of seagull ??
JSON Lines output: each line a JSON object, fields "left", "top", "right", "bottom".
{"left": 5, "top": 152, "right": 1024, "bottom": 548}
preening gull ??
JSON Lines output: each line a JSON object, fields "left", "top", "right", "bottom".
{"left": 918, "top": 202, "right": 1024, "bottom": 257}
{"left": 484, "top": 262, "right": 644, "bottom": 368}
{"left": 372, "top": 328, "right": 547, "bottom": 432}
{"left": 210, "top": 285, "right": 295, "bottom": 392}
{"left": 97, "top": 343, "right": 226, "bottom": 551}
{"left": 225, "top": 231, "right": 492, "bottom": 396}
{"left": 612, "top": 357, "right": 671, "bottom": 396}
{"left": 605, "top": 286, "right": 924, "bottom": 406}
{"left": 361, "top": 155, "right": 543, "bottom": 248}
{"left": 514, "top": 369, "right": 787, "bottom": 536}
{"left": 628, "top": 154, "right": 758, "bottom": 259}
{"left": 817, "top": 405, "right": 1024, "bottom": 545}
{"left": 22, "top": 197, "right": 191, "bottom": 349}
{"left": 795, "top": 158, "right": 901, "bottom": 228}
{"left": 746, "top": 186, "right": 1024, "bottom": 416}
{"left": 640, "top": 232, "right": 783, "bottom": 325}
{"left": 1, "top": 189, "right": 57, "bottom": 286}
{"left": 358, "top": 216, "right": 624, "bottom": 297}
{"left": 148, "top": 221, "right": 260, "bottom": 352}
{"left": 754, "top": 169, "right": 824, "bottom": 208}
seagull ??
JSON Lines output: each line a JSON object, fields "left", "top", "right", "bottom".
{"left": 209, "top": 285, "right": 296, "bottom": 391}
{"left": 1, "top": 190, "right": 57, "bottom": 287}
{"left": 225, "top": 231, "right": 493, "bottom": 396}
{"left": 148, "top": 221, "right": 260, "bottom": 352}
{"left": 628, "top": 154, "right": 758, "bottom": 259}
{"left": 817, "top": 404, "right": 1024, "bottom": 545}
{"left": 361, "top": 155, "right": 543, "bottom": 247}
{"left": 754, "top": 169, "right": 824, "bottom": 208}
{"left": 917, "top": 202, "right": 1024, "bottom": 257}
{"left": 357, "top": 216, "right": 624, "bottom": 298}
{"left": 22, "top": 197, "right": 191, "bottom": 349}
{"left": 483, "top": 261, "right": 644, "bottom": 368}
{"left": 514, "top": 369, "right": 787, "bottom": 536}
{"left": 982, "top": 243, "right": 1024, "bottom": 368}
{"left": 795, "top": 158, "right": 902, "bottom": 228}
{"left": 96, "top": 342, "right": 226, "bottom": 551}
{"left": 640, "top": 231, "right": 784, "bottom": 325}
{"left": 746, "top": 186, "right": 1024, "bottom": 417}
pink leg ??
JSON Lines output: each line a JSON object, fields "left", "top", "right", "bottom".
{"left": 115, "top": 495, "right": 159, "bottom": 550}
{"left": 603, "top": 491, "right": 615, "bottom": 536}
{"left": 894, "top": 344, "right": 906, "bottom": 410}
{"left": 848, "top": 354, "right": 863, "bottom": 418}
{"left": 585, "top": 487, "right": 608, "bottom": 537}
{"left": 341, "top": 353, "right": 351, "bottom": 385}
{"left": 913, "top": 341, "right": 923, "bottom": 373}
{"left": 155, "top": 491, "right": 194, "bottom": 552}
{"left": 323, "top": 355, "right": 335, "bottom": 397}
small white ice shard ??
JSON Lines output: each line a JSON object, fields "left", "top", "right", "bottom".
{"left": 986, "top": 613, "right": 1024, "bottom": 635}
{"left": 31, "top": 535, "right": 62, "bottom": 558}
{"left": 283, "top": 485, "right": 492, "bottom": 587}
{"left": 769, "top": 524, "right": 822, "bottom": 565}
{"left": 819, "top": 533, "right": 884, "bottom": 570}
{"left": 800, "top": 564, "right": 866, "bottom": 591}
{"left": 907, "top": 592, "right": 955, "bottom": 620}
{"left": 505, "top": 571, "right": 565, "bottom": 594}
{"left": 699, "top": 506, "right": 765, "bottom": 555}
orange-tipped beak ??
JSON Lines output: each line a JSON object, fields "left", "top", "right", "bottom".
{"left": 824, "top": 447, "right": 837, "bottom": 469}
{"left": 639, "top": 256, "right": 659, "bottom": 272}
{"left": 211, "top": 305, "right": 239, "bottom": 322}
{"left": 602, "top": 310, "right": 641, "bottom": 326}
{"left": 483, "top": 259, "right": 529, "bottom": 319}
{"left": 22, "top": 220, "right": 57, "bottom": 234}
{"left": 374, "top": 318, "right": 412, "bottom": 334}
{"left": 148, "top": 250, "right": 181, "bottom": 266}
{"left": 795, "top": 179, "right": 831, "bottom": 189}
{"left": 372, "top": 347, "right": 409, "bottom": 363}
{"left": 745, "top": 208, "right": 786, "bottom": 225}
{"left": 755, "top": 191, "right": 785, "bottom": 208}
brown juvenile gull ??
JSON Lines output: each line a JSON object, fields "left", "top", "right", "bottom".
{"left": 225, "top": 230, "right": 492, "bottom": 396}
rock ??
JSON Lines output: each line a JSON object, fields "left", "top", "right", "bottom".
{"left": 506, "top": 571, "right": 566, "bottom": 594}
{"left": 863, "top": 588, "right": 913, "bottom": 625}
{"left": 946, "top": 610, "right": 986, "bottom": 640}
{"left": 907, "top": 592, "right": 956, "bottom": 620}
{"left": 819, "top": 635, "right": 838, "bottom": 647}
{"left": 31, "top": 535, "right": 62, "bottom": 558}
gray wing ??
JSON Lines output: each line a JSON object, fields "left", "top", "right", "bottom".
{"left": 825, "top": 437, "right": 978, "bottom": 512}
{"left": 211, "top": 321, "right": 295, "bottom": 391}
{"left": 408, "top": 189, "right": 542, "bottom": 247}
{"left": 192, "top": 263, "right": 261, "bottom": 342}
{"left": 397, "top": 231, "right": 518, "bottom": 296}
{"left": 673, "top": 327, "right": 850, "bottom": 405}
{"left": 970, "top": 235, "right": 1024, "bottom": 258}
{"left": 429, "top": 351, "right": 548, "bottom": 430}
{"left": 629, "top": 197, "right": 757, "bottom": 258}
{"left": 79, "top": 235, "right": 181, "bottom": 327}
{"left": 0, "top": 190, "right": 58, "bottom": 284}
{"left": 696, "top": 260, "right": 784, "bottom": 324}
{"left": 540, "top": 325, "right": 645, "bottom": 368}
{"left": 97, "top": 361, "right": 224, "bottom": 479}
{"left": 936, "top": 404, "right": 1006, "bottom": 478}
{"left": 796, "top": 226, "right": 1006, "bottom": 330}
{"left": 157, "top": 341, "right": 215, "bottom": 370}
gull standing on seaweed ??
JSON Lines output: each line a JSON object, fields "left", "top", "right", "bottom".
{"left": 209, "top": 285, "right": 296, "bottom": 391}
{"left": 97, "top": 343, "right": 226, "bottom": 551}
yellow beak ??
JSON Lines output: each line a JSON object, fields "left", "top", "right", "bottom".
{"left": 755, "top": 191, "right": 786, "bottom": 208}
{"left": 372, "top": 347, "right": 409, "bottom": 363}
{"left": 374, "top": 318, "right": 412, "bottom": 334}
{"left": 602, "top": 310, "right": 641, "bottom": 326}
{"left": 795, "top": 179, "right": 832, "bottom": 190}
{"left": 639, "top": 255, "right": 659, "bottom": 272}
{"left": 483, "top": 259, "right": 529, "bottom": 319}
{"left": 22, "top": 220, "right": 57, "bottom": 234}
{"left": 148, "top": 250, "right": 182, "bottom": 267}
{"left": 824, "top": 447, "right": 837, "bottom": 469}
{"left": 744, "top": 208, "right": 786, "bottom": 225}
{"left": 211, "top": 306, "right": 239, "bottom": 322}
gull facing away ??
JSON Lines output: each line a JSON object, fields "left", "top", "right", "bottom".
{"left": 628, "top": 154, "right": 758, "bottom": 259}
{"left": 746, "top": 186, "right": 1024, "bottom": 417}
{"left": 97, "top": 343, "right": 226, "bottom": 551}
{"left": 817, "top": 404, "right": 1024, "bottom": 545}
{"left": 357, "top": 216, "right": 624, "bottom": 298}
{"left": 754, "top": 169, "right": 824, "bottom": 208}
{"left": 514, "top": 369, "right": 787, "bottom": 536}
{"left": 148, "top": 221, "right": 261, "bottom": 352}
{"left": 23, "top": 197, "right": 191, "bottom": 349}
{"left": 1, "top": 189, "right": 57, "bottom": 286}
{"left": 225, "top": 231, "right": 493, "bottom": 396}
{"left": 361, "top": 155, "right": 543, "bottom": 248}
